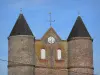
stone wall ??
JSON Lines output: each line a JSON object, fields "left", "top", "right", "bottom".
{"left": 35, "top": 40, "right": 68, "bottom": 75}
{"left": 35, "top": 68, "right": 68, "bottom": 75}
{"left": 68, "top": 37, "right": 93, "bottom": 75}
{"left": 8, "top": 35, "right": 35, "bottom": 75}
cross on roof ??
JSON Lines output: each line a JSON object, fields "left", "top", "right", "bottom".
{"left": 49, "top": 12, "right": 55, "bottom": 27}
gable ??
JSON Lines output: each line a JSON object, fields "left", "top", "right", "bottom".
{"left": 41, "top": 27, "right": 61, "bottom": 43}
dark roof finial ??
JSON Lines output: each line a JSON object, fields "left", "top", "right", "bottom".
{"left": 78, "top": 11, "right": 80, "bottom": 16}
{"left": 20, "top": 8, "right": 22, "bottom": 14}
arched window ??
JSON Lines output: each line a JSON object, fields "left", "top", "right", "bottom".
{"left": 57, "top": 49, "right": 61, "bottom": 60}
{"left": 41, "top": 49, "right": 46, "bottom": 59}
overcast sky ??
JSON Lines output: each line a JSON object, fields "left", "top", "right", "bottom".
{"left": 0, "top": 0, "right": 100, "bottom": 75}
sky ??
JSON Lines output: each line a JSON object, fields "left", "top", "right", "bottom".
{"left": 0, "top": 0, "right": 100, "bottom": 75}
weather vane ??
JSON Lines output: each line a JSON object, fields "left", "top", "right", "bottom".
{"left": 49, "top": 12, "right": 55, "bottom": 27}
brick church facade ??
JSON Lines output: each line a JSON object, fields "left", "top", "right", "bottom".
{"left": 8, "top": 13, "right": 94, "bottom": 75}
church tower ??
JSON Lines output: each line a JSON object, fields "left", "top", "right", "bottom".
{"left": 67, "top": 16, "right": 94, "bottom": 75}
{"left": 8, "top": 13, "right": 35, "bottom": 75}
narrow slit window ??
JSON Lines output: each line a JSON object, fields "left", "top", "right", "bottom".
{"left": 41, "top": 49, "right": 46, "bottom": 59}
{"left": 57, "top": 49, "right": 61, "bottom": 60}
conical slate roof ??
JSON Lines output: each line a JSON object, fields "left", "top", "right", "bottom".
{"left": 67, "top": 16, "right": 91, "bottom": 41}
{"left": 9, "top": 13, "right": 33, "bottom": 36}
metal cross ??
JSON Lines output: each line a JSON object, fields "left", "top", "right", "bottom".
{"left": 49, "top": 12, "right": 55, "bottom": 27}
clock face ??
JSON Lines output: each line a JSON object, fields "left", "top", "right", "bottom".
{"left": 48, "top": 36, "right": 55, "bottom": 44}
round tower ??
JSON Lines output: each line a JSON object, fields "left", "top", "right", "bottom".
{"left": 8, "top": 13, "right": 35, "bottom": 75}
{"left": 67, "top": 16, "right": 94, "bottom": 75}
